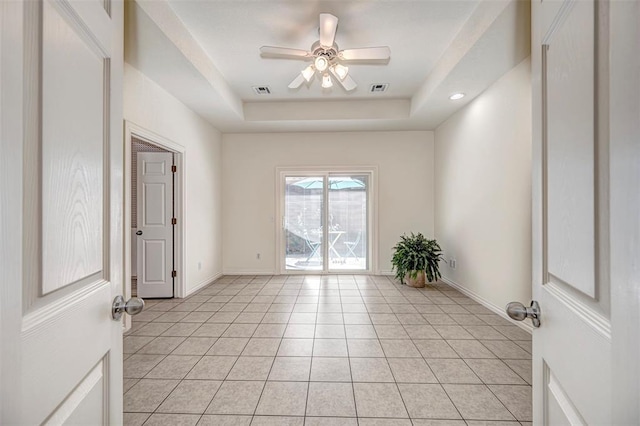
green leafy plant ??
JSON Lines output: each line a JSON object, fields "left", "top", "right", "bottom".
{"left": 391, "top": 233, "right": 443, "bottom": 284}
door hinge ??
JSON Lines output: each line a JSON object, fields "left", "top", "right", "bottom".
{"left": 171, "top": 270, "right": 177, "bottom": 278}
{"left": 171, "top": 165, "right": 177, "bottom": 173}
{"left": 171, "top": 217, "right": 177, "bottom": 225}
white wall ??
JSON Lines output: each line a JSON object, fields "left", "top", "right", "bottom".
{"left": 124, "top": 64, "right": 223, "bottom": 295}
{"left": 435, "top": 57, "right": 532, "bottom": 311}
{"left": 222, "top": 131, "right": 434, "bottom": 274}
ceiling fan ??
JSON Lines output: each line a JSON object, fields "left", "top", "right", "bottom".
{"left": 260, "top": 13, "right": 391, "bottom": 92}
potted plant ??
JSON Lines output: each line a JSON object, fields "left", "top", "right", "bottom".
{"left": 391, "top": 233, "right": 443, "bottom": 288}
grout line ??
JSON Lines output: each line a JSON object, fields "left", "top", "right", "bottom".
{"left": 302, "top": 277, "right": 320, "bottom": 420}
{"left": 172, "top": 280, "right": 244, "bottom": 417}
{"left": 125, "top": 274, "right": 531, "bottom": 422}
{"left": 199, "top": 278, "right": 261, "bottom": 416}
{"left": 365, "top": 276, "right": 413, "bottom": 420}
{"left": 341, "top": 279, "right": 359, "bottom": 422}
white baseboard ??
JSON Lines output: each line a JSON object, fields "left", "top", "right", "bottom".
{"left": 440, "top": 276, "right": 533, "bottom": 334}
{"left": 222, "top": 270, "right": 276, "bottom": 276}
{"left": 183, "top": 272, "right": 223, "bottom": 298}
{"left": 222, "top": 270, "right": 384, "bottom": 276}
{"left": 379, "top": 269, "right": 394, "bottom": 276}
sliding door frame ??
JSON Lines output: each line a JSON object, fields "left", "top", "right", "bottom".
{"left": 275, "top": 166, "right": 379, "bottom": 275}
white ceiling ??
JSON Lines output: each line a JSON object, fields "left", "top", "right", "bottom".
{"left": 125, "top": 0, "right": 530, "bottom": 133}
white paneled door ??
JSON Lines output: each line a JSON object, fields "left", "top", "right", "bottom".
{"left": 531, "top": 0, "right": 639, "bottom": 423}
{"left": 1, "top": 0, "right": 124, "bottom": 423}
{"left": 136, "top": 152, "right": 174, "bottom": 298}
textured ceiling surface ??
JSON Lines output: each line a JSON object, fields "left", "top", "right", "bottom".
{"left": 167, "top": 0, "right": 478, "bottom": 100}
{"left": 126, "top": 0, "right": 531, "bottom": 132}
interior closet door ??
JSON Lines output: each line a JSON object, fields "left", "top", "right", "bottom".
{"left": 136, "top": 151, "right": 174, "bottom": 298}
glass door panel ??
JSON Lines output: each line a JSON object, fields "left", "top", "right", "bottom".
{"left": 328, "top": 175, "right": 368, "bottom": 271}
{"left": 284, "top": 176, "right": 324, "bottom": 271}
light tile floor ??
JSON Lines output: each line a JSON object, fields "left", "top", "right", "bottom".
{"left": 124, "top": 275, "right": 532, "bottom": 426}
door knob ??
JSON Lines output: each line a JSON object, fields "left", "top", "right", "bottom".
{"left": 112, "top": 295, "right": 145, "bottom": 320}
{"left": 136, "top": 230, "right": 143, "bottom": 235}
{"left": 506, "top": 300, "right": 541, "bottom": 328}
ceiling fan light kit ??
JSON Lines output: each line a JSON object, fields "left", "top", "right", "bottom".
{"left": 301, "top": 65, "right": 315, "bottom": 82}
{"left": 260, "top": 13, "right": 391, "bottom": 93}
{"left": 314, "top": 56, "right": 329, "bottom": 72}
{"left": 321, "top": 73, "right": 333, "bottom": 88}
{"left": 333, "top": 63, "right": 349, "bottom": 80}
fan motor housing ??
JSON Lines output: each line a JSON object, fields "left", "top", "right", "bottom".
{"left": 311, "top": 41, "right": 338, "bottom": 61}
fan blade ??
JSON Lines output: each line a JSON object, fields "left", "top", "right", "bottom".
{"left": 260, "top": 46, "right": 310, "bottom": 59}
{"left": 319, "top": 13, "right": 338, "bottom": 47}
{"left": 339, "top": 74, "right": 357, "bottom": 91}
{"left": 330, "top": 67, "right": 357, "bottom": 91}
{"left": 340, "top": 47, "right": 391, "bottom": 61}
{"left": 288, "top": 74, "right": 305, "bottom": 89}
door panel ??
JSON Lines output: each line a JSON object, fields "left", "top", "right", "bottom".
{"left": 1, "top": 0, "right": 123, "bottom": 423}
{"left": 537, "top": 290, "right": 610, "bottom": 424}
{"left": 545, "top": 366, "right": 584, "bottom": 425}
{"left": 544, "top": 0, "right": 595, "bottom": 296}
{"left": 284, "top": 176, "right": 324, "bottom": 271}
{"left": 60, "top": 360, "right": 107, "bottom": 426}
{"left": 532, "top": 0, "right": 611, "bottom": 423}
{"left": 137, "top": 152, "right": 174, "bottom": 297}
{"left": 41, "top": 0, "right": 105, "bottom": 294}
{"left": 327, "top": 175, "right": 368, "bottom": 271}
{"left": 143, "top": 183, "right": 167, "bottom": 225}
{"left": 144, "top": 240, "right": 167, "bottom": 282}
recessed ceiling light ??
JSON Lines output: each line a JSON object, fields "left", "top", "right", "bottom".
{"left": 449, "top": 93, "right": 465, "bottom": 100}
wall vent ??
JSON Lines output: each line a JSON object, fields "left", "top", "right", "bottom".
{"left": 370, "top": 83, "right": 389, "bottom": 93}
{"left": 253, "top": 86, "right": 271, "bottom": 95}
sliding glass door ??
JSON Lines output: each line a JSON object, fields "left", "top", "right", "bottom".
{"left": 283, "top": 173, "right": 369, "bottom": 272}
{"left": 327, "top": 175, "right": 368, "bottom": 270}
{"left": 284, "top": 176, "right": 324, "bottom": 271}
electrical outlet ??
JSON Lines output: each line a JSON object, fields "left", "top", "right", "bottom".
{"left": 256, "top": 253, "right": 261, "bottom": 260}
{"left": 449, "top": 259, "right": 457, "bottom": 269}
{"left": 198, "top": 261, "right": 202, "bottom": 270}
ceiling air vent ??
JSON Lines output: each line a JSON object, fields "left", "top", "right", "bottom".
{"left": 253, "top": 86, "right": 271, "bottom": 95}
{"left": 370, "top": 83, "right": 389, "bottom": 93}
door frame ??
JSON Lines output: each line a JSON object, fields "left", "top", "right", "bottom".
{"left": 124, "top": 121, "right": 185, "bottom": 321}
{"left": 275, "top": 166, "right": 379, "bottom": 275}
{"left": 608, "top": 0, "right": 639, "bottom": 420}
